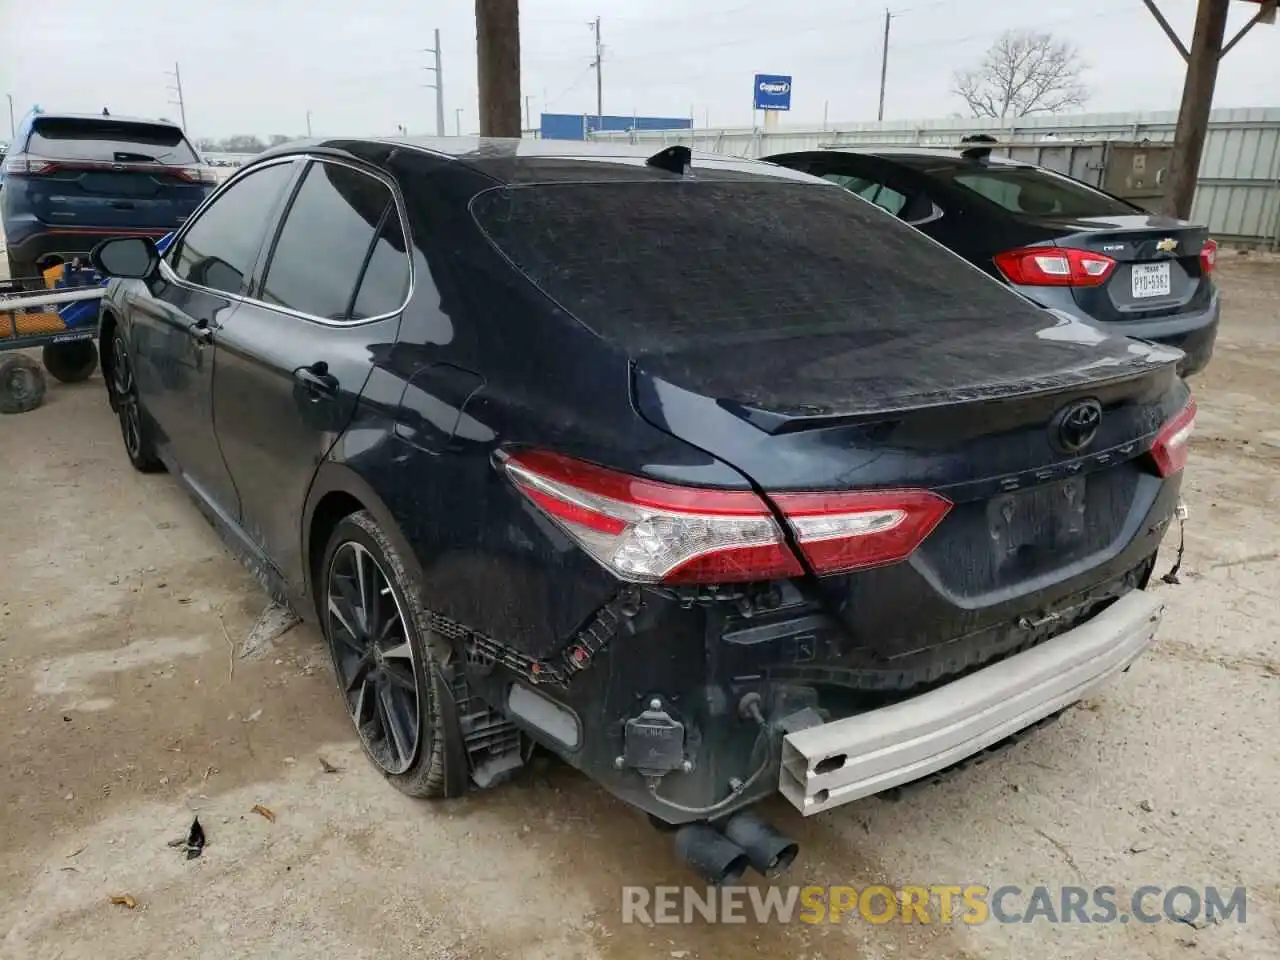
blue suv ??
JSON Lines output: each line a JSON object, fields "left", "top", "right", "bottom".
{"left": 1, "top": 110, "right": 214, "bottom": 279}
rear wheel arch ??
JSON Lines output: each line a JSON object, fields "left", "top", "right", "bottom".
{"left": 303, "top": 463, "right": 424, "bottom": 618}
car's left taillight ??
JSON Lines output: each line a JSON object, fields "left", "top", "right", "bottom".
{"left": 993, "top": 246, "right": 1116, "bottom": 288}
{"left": 1, "top": 153, "right": 58, "bottom": 176}
{"left": 498, "top": 449, "right": 952, "bottom": 584}
{"left": 1151, "top": 397, "right": 1197, "bottom": 477}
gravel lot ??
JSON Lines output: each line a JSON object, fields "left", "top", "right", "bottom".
{"left": 0, "top": 239, "right": 1276, "bottom": 959}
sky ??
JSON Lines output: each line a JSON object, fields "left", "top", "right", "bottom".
{"left": 1, "top": 0, "right": 1276, "bottom": 141}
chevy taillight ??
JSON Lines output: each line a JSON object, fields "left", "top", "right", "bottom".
{"left": 1200, "top": 239, "right": 1217, "bottom": 276}
{"left": 499, "top": 449, "right": 952, "bottom": 584}
{"left": 1151, "top": 397, "right": 1196, "bottom": 477}
{"left": 994, "top": 246, "right": 1116, "bottom": 288}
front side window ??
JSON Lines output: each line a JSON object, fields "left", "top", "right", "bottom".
{"left": 259, "top": 161, "right": 404, "bottom": 321}
{"left": 170, "top": 162, "right": 296, "bottom": 295}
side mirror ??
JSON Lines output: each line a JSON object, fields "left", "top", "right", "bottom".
{"left": 90, "top": 236, "right": 159, "bottom": 280}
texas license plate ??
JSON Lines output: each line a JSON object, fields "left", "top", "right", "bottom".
{"left": 1131, "top": 262, "right": 1171, "bottom": 298}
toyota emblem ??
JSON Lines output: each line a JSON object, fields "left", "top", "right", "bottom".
{"left": 1052, "top": 399, "right": 1102, "bottom": 454}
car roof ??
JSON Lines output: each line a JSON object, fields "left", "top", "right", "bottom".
{"left": 810, "top": 146, "right": 1034, "bottom": 171}
{"left": 30, "top": 112, "right": 182, "bottom": 127}
{"left": 258, "top": 136, "right": 824, "bottom": 185}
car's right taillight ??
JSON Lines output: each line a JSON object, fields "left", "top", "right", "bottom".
{"left": 498, "top": 449, "right": 951, "bottom": 584}
{"left": 1200, "top": 238, "right": 1218, "bottom": 276}
{"left": 994, "top": 246, "right": 1116, "bottom": 287}
{"left": 1151, "top": 397, "right": 1197, "bottom": 477}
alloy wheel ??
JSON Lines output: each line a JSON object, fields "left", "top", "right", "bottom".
{"left": 325, "top": 541, "right": 421, "bottom": 775}
{"left": 110, "top": 334, "right": 143, "bottom": 460}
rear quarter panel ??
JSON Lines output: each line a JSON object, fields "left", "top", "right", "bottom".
{"left": 329, "top": 155, "right": 750, "bottom": 656}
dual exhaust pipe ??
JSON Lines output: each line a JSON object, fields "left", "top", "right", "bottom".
{"left": 672, "top": 811, "right": 799, "bottom": 885}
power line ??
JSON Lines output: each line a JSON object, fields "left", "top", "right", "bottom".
{"left": 543, "top": 65, "right": 595, "bottom": 111}
{"left": 523, "top": 0, "right": 956, "bottom": 67}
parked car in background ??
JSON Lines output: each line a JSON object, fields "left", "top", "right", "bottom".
{"left": 91, "top": 139, "right": 1193, "bottom": 884}
{"left": 766, "top": 145, "right": 1219, "bottom": 376}
{"left": 0, "top": 110, "right": 215, "bottom": 279}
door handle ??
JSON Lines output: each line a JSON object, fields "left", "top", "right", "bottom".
{"left": 188, "top": 323, "right": 213, "bottom": 345}
{"left": 294, "top": 363, "right": 339, "bottom": 397}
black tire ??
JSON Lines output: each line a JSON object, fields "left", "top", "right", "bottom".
{"left": 320, "top": 510, "right": 464, "bottom": 798}
{"left": 106, "top": 329, "right": 162, "bottom": 472}
{"left": 0, "top": 353, "right": 46, "bottom": 414}
{"left": 43, "top": 340, "right": 99, "bottom": 383}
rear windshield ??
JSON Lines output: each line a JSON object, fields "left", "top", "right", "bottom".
{"left": 938, "top": 165, "right": 1134, "bottom": 218}
{"left": 28, "top": 118, "right": 198, "bottom": 164}
{"left": 471, "top": 179, "right": 1035, "bottom": 359}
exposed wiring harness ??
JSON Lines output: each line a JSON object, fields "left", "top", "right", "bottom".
{"left": 646, "top": 694, "right": 775, "bottom": 817}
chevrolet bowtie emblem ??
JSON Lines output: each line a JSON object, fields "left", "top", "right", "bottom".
{"left": 1156, "top": 237, "right": 1178, "bottom": 253}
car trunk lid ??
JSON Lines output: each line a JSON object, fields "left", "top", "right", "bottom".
{"left": 1029, "top": 215, "right": 1211, "bottom": 323}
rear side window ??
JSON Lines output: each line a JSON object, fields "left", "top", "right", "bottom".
{"left": 822, "top": 173, "right": 907, "bottom": 216}
{"left": 28, "top": 118, "right": 198, "bottom": 164}
{"left": 946, "top": 166, "right": 1134, "bottom": 217}
{"left": 171, "top": 162, "right": 296, "bottom": 295}
{"left": 351, "top": 216, "right": 411, "bottom": 320}
{"left": 259, "top": 161, "right": 407, "bottom": 321}
{"left": 471, "top": 180, "right": 1029, "bottom": 357}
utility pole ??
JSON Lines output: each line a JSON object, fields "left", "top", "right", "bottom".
{"left": 165, "top": 62, "right": 188, "bottom": 131}
{"left": 1144, "top": 0, "right": 1274, "bottom": 219}
{"left": 475, "top": 0, "right": 522, "bottom": 137}
{"left": 589, "top": 16, "right": 604, "bottom": 127}
{"left": 877, "top": 9, "right": 892, "bottom": 122}
{"left": 306, "top": 110, "right": 313, "bottom": 137}
{"left": 1165, "top": 0, "right": 1230, "bottom": 218}
{"left": 525, "top": 94, "right": 531, "bottom": 132}
{"left": 423, "top": 29, "right": 446, "bottom": 137}
{"left": 456, "top": 108, "right": 464, "bottom": 136}
{"left": 5, "top": 93, "right": 14, "bottom": 139}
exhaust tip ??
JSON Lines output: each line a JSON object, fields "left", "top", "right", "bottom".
{"left": 722, "top": 810, "right": 800, "bottom": 879}
{"left": 673, "top": 824, "right": 750, "bottom": 887}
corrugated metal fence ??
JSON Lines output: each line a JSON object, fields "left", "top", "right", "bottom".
{"left": 590, "top": 107, "right": 1280, "bottom": 246}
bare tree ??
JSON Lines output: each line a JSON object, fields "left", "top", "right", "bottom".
{"left": 952, "top": 30, "right": 1088, "bottom": 120}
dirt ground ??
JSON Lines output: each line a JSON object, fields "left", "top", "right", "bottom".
{"left": 0, "top": 248, "right": 1277, "bottom": 960}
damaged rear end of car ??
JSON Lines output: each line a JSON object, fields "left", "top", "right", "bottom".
{"left": 460, "top": 162, "right": 1192, "bottom": 882}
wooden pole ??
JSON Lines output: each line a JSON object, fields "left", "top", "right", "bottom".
{"left": 476, "top": 0, "right": 522, "bottom": 138}
{"left": 1162, "top": 0, "right": 1230, "bottom": 219}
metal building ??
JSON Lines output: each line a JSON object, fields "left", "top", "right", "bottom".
{"left": 540, "top": 113, "right": 693, "bottom": 141}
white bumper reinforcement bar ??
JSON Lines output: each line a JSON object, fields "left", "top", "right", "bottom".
{"left": 779, "top": 589, "right": 1165, "bottom": 816}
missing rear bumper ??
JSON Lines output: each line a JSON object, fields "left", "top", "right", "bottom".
{"left": 779, "top": 589, "right": 1164, "bottom": 815}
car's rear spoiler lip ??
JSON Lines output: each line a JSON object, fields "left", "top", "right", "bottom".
{"left": 714, "top": 354, "right": 1181, "bottom": 436}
